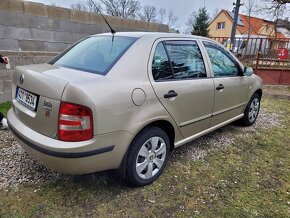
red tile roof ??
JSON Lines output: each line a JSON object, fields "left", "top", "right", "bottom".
{"left": 236, "top": 13, "right": 273, "bottom": 35}
{"left": 222, "top": 10, "right": 275, "bottom": 36}
{"left": 276, "top": 32, "right": 287, "bottom": 38}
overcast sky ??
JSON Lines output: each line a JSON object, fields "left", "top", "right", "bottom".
{"left": 25, "top": 0, "right": 288, "bottom": 33}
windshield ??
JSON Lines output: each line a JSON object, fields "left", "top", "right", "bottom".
{"left": 50, "top": 36, "right": 137, "bottom": 75}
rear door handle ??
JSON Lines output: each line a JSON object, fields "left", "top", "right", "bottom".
{"left": 216, "top": 84, "right": 224, "bottom": 90}
{"left": 164, "top": 90, "right": 178, "bottom": 98}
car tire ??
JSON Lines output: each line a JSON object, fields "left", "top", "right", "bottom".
{"left": 240, "top": 93, "right": 261, "bottom": 126}
{"left": 125, "top": 127, "right": 170, "bottom": 186}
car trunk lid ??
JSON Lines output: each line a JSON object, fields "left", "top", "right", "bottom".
{"left": 12, "top": 63, "right": 99, "bottom": 139}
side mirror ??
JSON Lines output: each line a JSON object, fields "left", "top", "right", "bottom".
{"left": 244, "top": 67, "right": 253, "bottom": 76}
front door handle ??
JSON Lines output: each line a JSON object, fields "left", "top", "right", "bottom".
{"left": 216, "top": 84, "right": 224, "bottom": 90}
{"left": 164, "top": 90, "right": 178, "bottom": 98}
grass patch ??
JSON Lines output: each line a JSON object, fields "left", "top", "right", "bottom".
{"left": 0, "top": 101, "right": 12, "bottom": 117}
{"left": 0, "top": 97, "right": 289, "bottom": 217}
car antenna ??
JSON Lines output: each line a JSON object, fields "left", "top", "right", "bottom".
{"left": 89, "top": 0, "right": 116, "bottom": 36}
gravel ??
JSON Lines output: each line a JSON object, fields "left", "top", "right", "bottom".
{"left": 0, "top": 131, "right": 67, "bottom": 190}
{"left": 0, "top": 108, "right": 283, "bottom": 190}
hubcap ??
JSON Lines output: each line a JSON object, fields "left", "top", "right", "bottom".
{"left": 135, "top": 136, "right": 167, "bottom": 180}
{"left": 248, "top": 97, "right": 260, "bottom": 123}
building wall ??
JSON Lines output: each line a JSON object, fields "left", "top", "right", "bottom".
{"left": 209, "top": 12, "right": 240, "bottom": 38}
{"left": 0, "top": 0, "right": 169, "bottom": 103}
{"left": 259, "top": 23, "right": 276, "bottom": 36}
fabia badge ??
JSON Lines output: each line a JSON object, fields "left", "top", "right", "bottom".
{"left": 43, "top": 100, "right": 52, "bottom": 117}
{"left": 19, "top": 74, "right": 24, "bottom": 84}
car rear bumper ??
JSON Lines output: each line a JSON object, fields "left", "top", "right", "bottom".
{"left": 7, "top": 108, "right": 134, "bottom": 174}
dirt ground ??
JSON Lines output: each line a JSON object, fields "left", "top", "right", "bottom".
{"left": 263, "top": 85, "right": 290, "bottom": 99}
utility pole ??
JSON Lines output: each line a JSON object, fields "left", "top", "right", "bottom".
{"left": 230, "top": 0, "right": 242, "bottom": 51}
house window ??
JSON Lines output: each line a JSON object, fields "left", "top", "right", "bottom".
{"left": 217, "top": 22, "right": 225, "bottom": 30}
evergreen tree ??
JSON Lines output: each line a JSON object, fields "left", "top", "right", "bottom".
{"left": 189, "top": 7, "right": 210, "bottom": 37}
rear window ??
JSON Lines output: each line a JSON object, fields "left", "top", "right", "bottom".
{"left": 50, "top": 36, "right": 137, "bottom": 75}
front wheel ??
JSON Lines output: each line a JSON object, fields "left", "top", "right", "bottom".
{"left": 125, "top": 127, "right": 170, "bottom": 186}
{"left": 240, "top": 93, "right": 261, "bottom": 126}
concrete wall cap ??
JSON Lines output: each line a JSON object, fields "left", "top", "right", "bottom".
{"left": 24, "top": 1, "right": 48, "bottom": 17}
{"left": 9, "top": 0, "right": 24, "bottom": 13}
{"left": 70, "top": 10, "right": 90, "bottom": 23}
{"left": 0, "top": 0, "right": 9, "bottom": 11}
{"left": 48, "top": 5, "right": 70, "bottom": 20}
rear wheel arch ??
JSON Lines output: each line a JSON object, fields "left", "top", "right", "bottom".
{"left": 138, "top": 120, "right": 175, "bottom": 152}
{"left": 117, "top": 120, "right": 175, "bottom": 180}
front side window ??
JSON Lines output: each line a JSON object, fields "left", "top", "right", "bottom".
{"left": 203, "top": 41, "right": 240, "bottom": 77}
{"left": 50, "top": 36, "right": 137, "bottom": 75}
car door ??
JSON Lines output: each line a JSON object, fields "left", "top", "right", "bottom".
{"left": 149, "top": 40, "right": 215, "bottom": 139}
{"left": 202, "top": 41, "right": 251, "bottom": 127}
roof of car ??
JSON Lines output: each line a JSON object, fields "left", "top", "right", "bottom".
{"left": 96, "top": 32, "right": 213, "bottom": 41}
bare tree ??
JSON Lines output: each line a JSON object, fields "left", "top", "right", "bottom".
{"left": 100, "top": 0, "right": 141, "bottom": 19}
{"left": 70, "top": 2, "right": 88, "bottom": 11}
{"left": 243, "top": 0, "right": 256, "bottom": 19}
{"left": 50, "top": 2, "right": 57, "bottom": 7}
{"left": 158, "top": 8, "right": 166, "bottom": 24}
{"left": 186, "top": 12, "right": 195, "bottom": 34}
{"left": 71, "top": 0, "right": 102, "bottom": 13}
{"left": 241, "top": 0, "right": 258, "bottom": 35}
{"left": 86, "top": 0, "right": 102, "bottom": 13}
{"left": 256, "top": 0, "right": 289, "bottom": 20}
{"left": 154, "top": 8, "right": 178, "bottom": 28}
{"left": 167, "top": 10, "right": 178, "bottom": 28}
{"left": 139, "top": 5, "right": 157, "bottom": 22}
{"left": 69, "top": 0, "right": 179, "bottom": 28}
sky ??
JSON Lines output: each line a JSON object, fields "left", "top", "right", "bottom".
{"left": 25, "top": 0, "right": 289, "bottom": 33}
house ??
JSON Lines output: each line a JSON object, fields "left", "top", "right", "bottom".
{"left": 209, "top": 10, "right": 277, "bottom": 38}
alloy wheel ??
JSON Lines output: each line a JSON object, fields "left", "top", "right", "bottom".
{"left": 248, "top": 97, "right": 260, "bottom": 123}
{"left": 135, "top": 136, "right": 167, "bottom": 180}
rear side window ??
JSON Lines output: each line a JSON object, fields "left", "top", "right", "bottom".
{"left": 203, "top": 41, "right": 240, "bottom": 77}
{"left": 152, "top": 41, "right": 206, "bottom": 81}
{"left": 166, "top": 41, "right": 206, "bottom": 79}
{"left": 50, "top": 36, "right": 137, "bottom": 75}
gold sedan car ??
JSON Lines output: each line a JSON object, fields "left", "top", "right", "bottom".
{"left": 7, "top": 32, "right": 262, "bottom": 186}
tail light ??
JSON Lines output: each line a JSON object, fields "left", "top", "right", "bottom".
{"left": 58, "top": 102, "right": 93, "bottom": 142}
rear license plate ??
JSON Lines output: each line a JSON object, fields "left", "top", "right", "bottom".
{"left": 16, "top": 87, "right": 38, "bottom": 111}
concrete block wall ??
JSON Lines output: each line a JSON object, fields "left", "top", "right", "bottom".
{"left": 0, "top": 0, "right": 169, "bottom": 103}
{"left": 0, "top": 51, "right": 56, "bottom": 102}
{"left": 0, "top": 0, "right": 168, "bottom": 52}
{"left": 0, "top": 64, "right": 13, "bottom": 103}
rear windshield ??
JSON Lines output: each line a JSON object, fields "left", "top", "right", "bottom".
{"left": 50, "top": 36, "right": 137, "bottom": 75}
